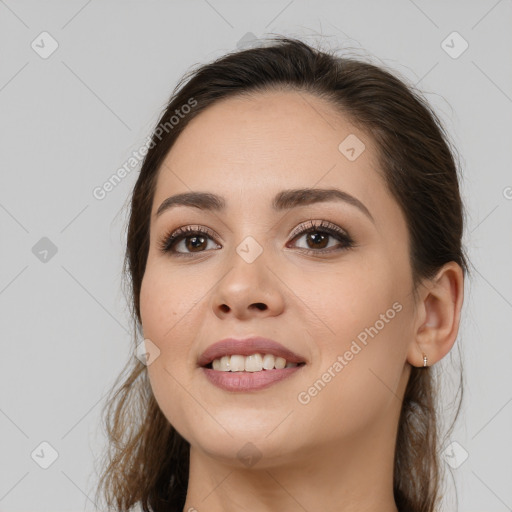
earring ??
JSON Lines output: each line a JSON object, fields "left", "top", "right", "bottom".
{"left": 423, "top": 353, "right": 428, "bottom": 367}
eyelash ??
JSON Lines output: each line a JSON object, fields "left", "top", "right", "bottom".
{"left": 158, "top": 219, "right": 355, "bottom": 257}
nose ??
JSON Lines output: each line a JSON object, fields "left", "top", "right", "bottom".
{"left": 210, "top": 251, "right": 285, "bottom": 320}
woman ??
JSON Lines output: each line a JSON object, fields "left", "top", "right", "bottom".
{"left": 96, "top": 36, "right": 468, "bottom": 512}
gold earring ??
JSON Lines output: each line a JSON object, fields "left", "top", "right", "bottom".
{"left": 423, "top": 354, "right": 428, "bottom": 367}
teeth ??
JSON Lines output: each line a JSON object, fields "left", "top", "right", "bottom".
{"left": 262, "top": 354, "right": 275, "bottom": 370}
{"left": 275, "top": 356, "right": 286, "bottom": 369}
{"left": 210, "top": 353, "right": 300, "bottom": 372}
{"left": 245, "top": 353, "right": 263, "bottom": 372}
{"left": 220, "top": 355, "right": 230, "bottom": 371}
{"left": 230, "top": 354, "right": 245, "bottom": 372}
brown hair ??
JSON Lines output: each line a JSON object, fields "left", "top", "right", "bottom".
{"left": 95, "top": 36, "right": 468, "bottom": 512}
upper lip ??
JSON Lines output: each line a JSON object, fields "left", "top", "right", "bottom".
{"left": 198, "top": 337, "right": 306, "bottom": 367}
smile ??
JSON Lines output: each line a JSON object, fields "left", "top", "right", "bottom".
{"left": 198, "top": 337, "right": 307, "bottom": 391}
{"left": 208, "top": 353, "right": 302, "bottom": 372}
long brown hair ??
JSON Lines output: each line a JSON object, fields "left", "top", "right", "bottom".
{"left": 95, "top": 36, "right": 469, "bottom": 512}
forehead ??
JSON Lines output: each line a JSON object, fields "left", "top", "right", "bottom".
{"left": 152, "top": 90, "right": 389, "bottom": 219}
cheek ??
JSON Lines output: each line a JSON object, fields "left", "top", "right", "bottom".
{"left": 139, "top": 259, "right": 201, "bottom": 341}
{"left": 139, "top": 262, "right": 203, "bottom": 380}
{"left": 139, "top": 263, "right": 208, "bottom": 439}
{"left": 299, "top": 255, "right": 406, "bottom": 347}
{"left": 295, "top": 259, "right": 411, "bottom": 424}
{"left": 295, "top": 307, "right": 410, "bottom": 444}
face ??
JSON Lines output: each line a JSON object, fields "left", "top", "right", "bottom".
{"left": 139, "top": 90, "right": 416, "bottom": 467}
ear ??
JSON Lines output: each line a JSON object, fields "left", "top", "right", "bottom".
{"left": 406, "top": 261, "right": 465, "bottom": 367}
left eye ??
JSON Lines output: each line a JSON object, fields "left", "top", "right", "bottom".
{"left": 158, "top": 220, "right": 354, "bottom": 256}
{"left": 286, "top": 220, "right": 354, "bottom": 254}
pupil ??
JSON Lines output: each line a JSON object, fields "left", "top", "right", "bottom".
{"left": 187, "top": 236, "right": 206, "bottom": 252}
{"left": 308, "top": 232, "right": 327, "bottom": 249}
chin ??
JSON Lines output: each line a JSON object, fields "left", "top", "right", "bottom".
{"left": 188, "top": 430, "right": 303, "bottom": 470}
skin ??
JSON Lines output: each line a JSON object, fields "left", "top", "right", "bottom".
{"left": 139, "top": 90, "right": 464, "bottom": 512}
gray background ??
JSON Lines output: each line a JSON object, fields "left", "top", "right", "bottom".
{"left": 1, "top": 1, "right": 511, "bottom": 511}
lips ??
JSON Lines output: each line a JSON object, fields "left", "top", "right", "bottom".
{"left": 197, "top": 336, "right": 306, "bottom": 368}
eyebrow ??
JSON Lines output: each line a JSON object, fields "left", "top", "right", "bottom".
{"left": 155, "top": 188, "right": 374, "bottom": 224}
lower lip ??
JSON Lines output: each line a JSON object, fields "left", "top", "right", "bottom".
{"left": 201, "top": 366, "right": 304, "bottom": 392}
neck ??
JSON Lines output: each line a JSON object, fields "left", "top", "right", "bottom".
{"left": 183, "top": 419, "right": 399, "bottom": 512}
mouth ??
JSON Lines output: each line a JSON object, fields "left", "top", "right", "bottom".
{"left": 198, "top": 337, "right": 307, "bottom": 392}
{"left": 203, "top": 353, "right": 306, "bottom": 372}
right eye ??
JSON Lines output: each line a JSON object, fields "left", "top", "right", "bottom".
{"left": 158, "top": 225, "right": 221, "bottom": 256}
